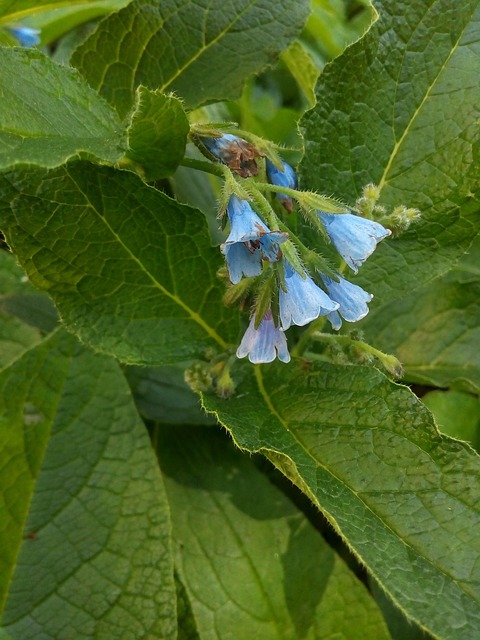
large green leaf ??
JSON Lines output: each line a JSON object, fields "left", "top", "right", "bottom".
{"left": 0, "top": 163, "right": 238, "bottom": 364}
{"left": 71, "top": 0, "right": 310, "bottom": 117}
{"left": 360, "top": 235, "right": 480, "bottom": 392}
{"left": 156, "top": 424, "right": 392, "bottom": 640}
{"left": 202, "top": 360, "right": 480, "bottom": 640}
{"left": 0, "top": 329, "right": 176, "bottom": 638}
{"left": 0, "top": 47, "right": 125, "bottom": 168}
{"left": 361, "top": 271, "right": 480, "bottom": 392}
{"left": 0, "top": 48, "right": 125, "bottom": 170}
{"left": 299, "top": 0, "right": 480, "bottom": 302}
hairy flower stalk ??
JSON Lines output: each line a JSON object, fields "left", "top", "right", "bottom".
{"left": 193, "top": 131, "right": 396, "bottom": 364}
{"left": 236, "top": 309, "right": 290, "bottom": 364}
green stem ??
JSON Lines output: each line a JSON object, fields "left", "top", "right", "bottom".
{"left": 291, "top": 317, "right": 328, "bottom": 357}
{"left": 180, "top": 157, "right": 226, "bottom": 178}
{"left": 310, "top": 332, "right": 403, "bottom": 377}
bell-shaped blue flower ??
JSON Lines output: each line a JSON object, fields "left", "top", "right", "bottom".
{"left": 221, "top": 196, "right": 288, "bottom": 284}
{"left": 318, "top": 212, "right": 391, "bottom": 273}
{"left": 199, "top": 133, "right": 262, "bottom": 177}
{"left": 321, "top": 275, "right": 373, "bottom": 330}
{"left": 279, "top": 261, "right": 339, "bottom": 330}
{"left": 266, "top": 159, "right": 297, "bottom": 211}
{"left": 8, "top": 26, "right": 40, "bottom": 47}
{"left": 237, "top": 309, "right": 290, "bottom": 364}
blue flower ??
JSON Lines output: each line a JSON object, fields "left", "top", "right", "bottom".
{"left": 221, "top": 196, "right": 288, "bottom": 284}
{"left": 8, "top": 26, "right": 40, "bottom": 47}
{"left": 266, "top": 159, "right": 297, "bottom": 211}
{"left": 318, "top": 212, "right": 391, "bottom": 273}
{"left": 321, "top": 275, "right": 373, "bottom": 330}
{"left": 199, "top": 133, "right": 262, "bottom": 177}
{"left": 279, "top": 261, "right": 339, "bottom": 330}
{"left": 237, "top": 309, "right": 290, "bottom": 364}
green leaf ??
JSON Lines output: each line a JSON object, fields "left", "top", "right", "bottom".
{"left": 0, "top": 0, "right": 128, "bottom": 22}
{"left": 0, "top": 314, "right": 41, "bottom": 369}
{"left": 0, "top": 163, "right": 238, "bottom": 365}
{"left": 71, "top": 0, "right": 310, "bottom": 117}
{"left": 0, "top": 48, "right": 125, "bottom": 170}
{"left": 0, "top": 250, "right": 58, "bottom": 333}
{"left": 201, "top": 360, "right": 480, "bottom": 640}
{"left": 126, "top": 87, "right": 190, "bottom": 181}
{"left": 156, "top": 424, "right": 392, "bottom": 640}
{"left": 0, "top": 329, "right": 176, "bottom": 638}
{"left": 360, "top": 268, "right": 480, "bottom": 393}
{"left": 299, "top": 0, "right": 480, "bottom": 302}
{"left": 422, "top": 390, "right": 480, "bottom": 451}
{"left": 125, "top": 365, "right": 215, "bottom": 425}
{"left": 280, "top": 42, "right": 319, "bottom": 108}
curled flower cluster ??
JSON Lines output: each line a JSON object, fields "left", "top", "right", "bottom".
{"left": 196, "top": 132, "right": 391, "bottom": 364}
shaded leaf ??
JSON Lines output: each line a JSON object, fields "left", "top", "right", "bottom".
{"left": 0, "top": 48, "right": 125, "bottom": 170}
{"left": 126, "top": 87, "right": 190, "bottom": 181}
{"left": 0, "top": 250, "right": 58, "bottom": 333}
{"left": 126, "top": 365, "right": 215, "bottom": 425}
{"left": 423, "top": 390, "right": 480, "bottom": 451}
{"left": 361, "top": 269, "right": 480, "bottom": 393}
{"left": 202, "top": 360, "right": 480, "bottom": 640}
{"left": 0, "top": 163, "right": 238, "bottom": 365}
{"left": 156, "top": 424, "right": 392, "bottom": 640}
{"left": 71, "top": 0, "right": 310, "bottom": 116}
{"left": 0, "top": 329, "right": 176, "bottom": 638}
{"left": 300, "top": 0, "right": 480, "bottom": 302}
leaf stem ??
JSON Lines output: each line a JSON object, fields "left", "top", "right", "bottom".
{"left": 180, "top": 157, "right": 226, "bottom": 178}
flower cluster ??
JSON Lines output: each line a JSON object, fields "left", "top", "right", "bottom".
{"left": 196, "top": 132, "right": 391, "bottom": 364}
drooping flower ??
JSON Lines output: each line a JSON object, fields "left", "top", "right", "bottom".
{"left": 221, "top": 196, "right": 288, "bottom": 284}
{"left": 318, "top": 212, "right": 391, "bottom": 273}
{"left": 321, "top": 275, "right": 373, "bottom": 330}
{"left": 198, "top": 133, "right": 263, "bottom": 177}
{"left": 266, "top": 158, "right": 297, "bottom": 211}
{"left": 279, "top": 261, "right": 339, "bottom": 330}
{"left": 237, "top": 309, "right": 290, "bottom": 364}
{"left": 8, "top": 26, "right": 40, "bottom": 47}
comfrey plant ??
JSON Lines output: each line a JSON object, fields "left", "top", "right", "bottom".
{"left": 190, "top": 128, "right": 408, "bottom": 371}
{"left": 0, "top": 2, "right": 479, "bottom": 640}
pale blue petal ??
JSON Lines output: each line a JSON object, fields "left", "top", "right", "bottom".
{"left": 225, "top": 196, "right": 269, "bottom": 243}
{"left": 322, "top": 275, "right": 373, "bottom": 324}
{"left": 266, "top": 159, "right": 297, "bottom": 210}
{"left": 222, "top": 243, "right": 263, "bottom": 284}
{"left": 327, "top": 310, "right": 343, "bottom": 330}
{"left": 279, "top": 262, "right": 339, "bottom": 330}
{"left": 221, "top": 196, "right": 287, "bottom": 283}
{"left": 236, "top": 311, "right": 290, "bottom": 364}
{"left": 9, "top": 26, "right": 40, "bottom": 47}
{"left": 318, "top": 212, "right": 391, "bottom": 273}
{"left": 201, "top": 133, "right": 241, "bottom": 159}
